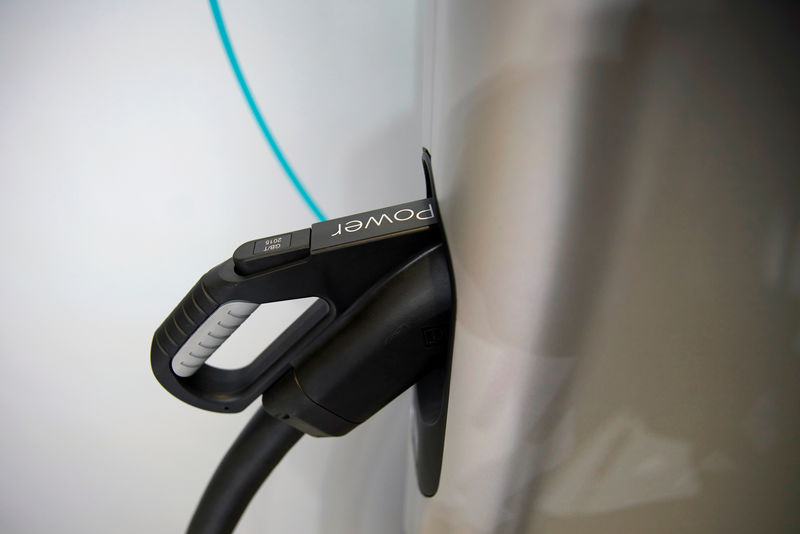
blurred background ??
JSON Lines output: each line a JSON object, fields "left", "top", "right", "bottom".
{"left": 0, "top": 1, "right": 423, "bottom": 532}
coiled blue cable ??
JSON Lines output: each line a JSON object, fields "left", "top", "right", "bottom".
{"left": 209, "top": 0, "right": 327, "bottom": 221}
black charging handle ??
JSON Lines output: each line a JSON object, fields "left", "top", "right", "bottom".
{"left": 151, "top": 149, "right": 454, "bottom": 496}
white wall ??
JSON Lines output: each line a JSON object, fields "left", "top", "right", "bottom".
{"left": 0, "top": 2, "right": 422, "bottom": 532}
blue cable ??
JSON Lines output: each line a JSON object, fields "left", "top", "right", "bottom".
{"left": 209, "top": 0, "right": 327, "bottom": 221}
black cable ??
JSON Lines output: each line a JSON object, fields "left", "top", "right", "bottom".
{"left": 187, "top": 408, "right": 303, "bottom": 534}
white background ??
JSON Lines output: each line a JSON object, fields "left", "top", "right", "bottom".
{"left": 0, "top": 1, "right": 423, "bottom": 532}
